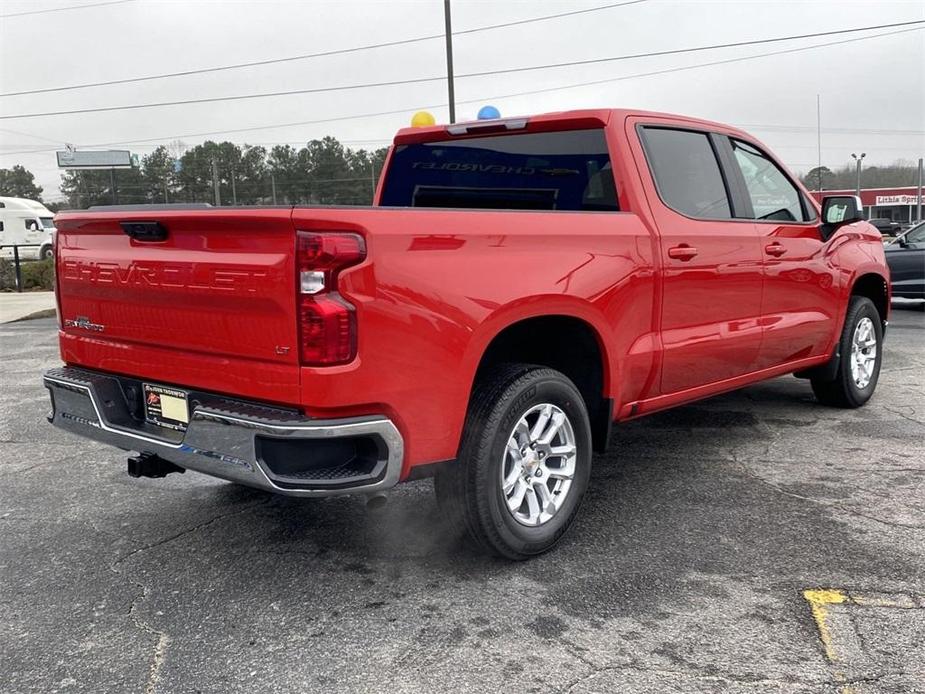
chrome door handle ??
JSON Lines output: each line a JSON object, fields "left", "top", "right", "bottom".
{"left": 667, "top": 244, "right": 698, "bottom": 261}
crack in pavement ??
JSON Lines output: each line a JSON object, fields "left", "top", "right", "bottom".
{"left": 731, "top": 455, "right": 925, "bottom": 531}
{"left": 727, "top": 415, "right": 925, "bottom": 531}
{"left": 883, "top": 405, "right": 925, "bottom": 426}
{"left": 0, "top": 513, "right": 145, "bottom": 544}
{"left": 108, "top": 497, "right": 270, "bottom": 694}
{"left": 0, "top": 459, "right": 64, "bottom": 475}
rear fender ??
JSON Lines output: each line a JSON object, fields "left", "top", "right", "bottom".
{"left": 461, "top": 296, "right": 615, "bottom": 401}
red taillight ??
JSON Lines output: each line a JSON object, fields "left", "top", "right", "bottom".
{"left": 296, "top": 231, "right": 365, "bottom": 365}
{"left": 297, "top": 232, "right": 365, "bottom": 273}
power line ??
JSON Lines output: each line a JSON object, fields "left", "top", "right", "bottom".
{"left": 0, "top": 0, "right": 647, "bottom": 97}
{"left": 1, "top": 26, "right": 922, "bottom": 157}
{"left": 455, "top": 26, "right": 925, "bottom": 120}
{"left": 2, "top": 19, "right": 923, "bottom": 120}
{"left": 0, "top": 127, "right": 64, "bottom": 144}
{"left": 739, "top": 123, "right": 925, "bottom": 136}
{"left": 0, "top": 0, "right": 137, "bottom": 19}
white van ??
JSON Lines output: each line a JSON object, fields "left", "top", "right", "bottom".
{"left": 0, "top": 196, "right": 56, "bottom": 260}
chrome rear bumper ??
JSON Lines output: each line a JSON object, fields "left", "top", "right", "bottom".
{"left": 43, "top": 367, "right": 404, "bottom": 497}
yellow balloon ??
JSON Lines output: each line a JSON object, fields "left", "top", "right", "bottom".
{"left": 411, "top": 111, "right": 436, "bottom": 128}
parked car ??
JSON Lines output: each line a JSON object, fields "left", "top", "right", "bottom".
{"left": 43, "top": 109, "right": 891, "bottom": 558}
{"left": 0, "top": 196, "right": 56, "bottom": 260}
{"left": 869, "top": 217, "right": 902, "bottom": 237}
{"left": 885, "top": 221, "right": 925, "bottom": 300}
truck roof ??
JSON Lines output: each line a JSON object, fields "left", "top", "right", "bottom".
{"left": 0, "top": 196, "right": 52, "bottom": 213}
{"left": 393, "top": 108, "right": 753, "bottom": 144}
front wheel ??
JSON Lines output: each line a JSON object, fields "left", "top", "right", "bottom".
{"left": 39, "top": 245, "right": 53, "bottom": 260}
{"left": 811, "top": 296, "right": 883, "bottom": 408}
{"left": 435, "top": 364, "right": 592, "bottom": 559}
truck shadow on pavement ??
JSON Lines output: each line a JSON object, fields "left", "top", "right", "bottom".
{"left": 175, "top": 374, "right": 917, "bottom": 615}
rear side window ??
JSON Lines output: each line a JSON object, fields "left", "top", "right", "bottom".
{"left": 730, "top": 139, "right": 812, "bottom": 222}
{"left": 641, "top": 127, "right": 731, "bottom": 219}
{"left": 379, "top": 129, "right": 619, "bottom": 211}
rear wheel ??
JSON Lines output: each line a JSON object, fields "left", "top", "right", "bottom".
{"left": 811, "top": 296, "right": 883, "bottom": 408}
{"left": 435, "top": 364, "right": 592, "bottom": 559}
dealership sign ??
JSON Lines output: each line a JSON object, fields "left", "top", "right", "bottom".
{"left": 876, "top": 195, "right": 920, "bottom": 205}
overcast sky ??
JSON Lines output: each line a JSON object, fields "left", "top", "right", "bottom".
{"left": 1, "top": 0, "right": 923, "bottom": 201}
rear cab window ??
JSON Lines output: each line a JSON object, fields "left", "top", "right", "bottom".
{"left": 379, "top": 129, "right": 619, "bottom": 211}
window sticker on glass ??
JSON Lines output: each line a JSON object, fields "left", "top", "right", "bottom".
{"left": 731, "top": 139, "right": 810, "bottom": 222}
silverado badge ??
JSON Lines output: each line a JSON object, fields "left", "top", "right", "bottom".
{"left": 64, "top": 316, "right": 105, "bottom": 332}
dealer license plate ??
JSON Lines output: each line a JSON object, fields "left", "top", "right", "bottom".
{"left": 143, "top": 383, "right": 190, "bottom": 431}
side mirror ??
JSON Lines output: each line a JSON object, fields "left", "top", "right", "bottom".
{"left": 820, "top": 195, "right": 864, "bottom": 240}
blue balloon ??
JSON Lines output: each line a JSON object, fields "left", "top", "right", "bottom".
{"left": 477, "top": 105, "right": 500, "bottom": 120}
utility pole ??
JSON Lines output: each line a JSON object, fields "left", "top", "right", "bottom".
{"left": 444, "top": 0, "right": 456, "bottom": 123}
{"left": 370, "top": 162, "right": 377, "bottom": 199}
{"left": 917, "top": 157, "right": 923, "bottom": 223}
{"left": 163, "top": 180, "right": 169, "bottom": 203}
{"left": 109, "top": 167, "right": 118, "bottom": 205}
{"left": 851, "top": 152, "right": 866, "bottom": 198}
{"left": 231, "top": 168, "right": 238, "bottom": 205}
{"left": 816, "top": 94, "right": 822, "bottom": 192}
{"left": 211, "top": 158, "right": 221, "bottom": 206}
{"left": 271, "top": 174, "right": 277, "bottom": 205}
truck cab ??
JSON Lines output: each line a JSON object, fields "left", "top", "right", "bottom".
{"left": 0, "top": 196, "right": 56, "bottom": 260}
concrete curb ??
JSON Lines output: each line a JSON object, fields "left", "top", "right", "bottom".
{"left": 9, "top": 308, "right": 57, "bottom": 323}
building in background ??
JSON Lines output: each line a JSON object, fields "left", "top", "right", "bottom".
{"left": 809, "top": 186, "right": 922, "bottom": 224}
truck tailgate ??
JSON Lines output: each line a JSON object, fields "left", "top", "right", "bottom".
{"left": 54, "top": 208, "right": 300, "bottom": 403}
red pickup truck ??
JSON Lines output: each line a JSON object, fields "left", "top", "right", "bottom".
{"left": 45, "top": 109, "right": 890, "bottom": 558}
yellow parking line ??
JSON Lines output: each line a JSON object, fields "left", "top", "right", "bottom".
{"left": 802, "top": 588, "right": 922, "bottom": 693}
{"left": 803, "top": 589, "right": 847, "bottom": 662}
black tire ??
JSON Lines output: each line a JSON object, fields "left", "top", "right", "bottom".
{"left": 811, "top": 296, "right": 883, "bottom": 408}
{"left": 435, "top": 364, "right": 592, "bottom": 560}
{"left": 40, "top": 245, "right": 53, "bottom": 260}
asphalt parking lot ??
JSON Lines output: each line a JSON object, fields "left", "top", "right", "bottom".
{"left": 2, "top": 308, "right": 923, "bottom": 694}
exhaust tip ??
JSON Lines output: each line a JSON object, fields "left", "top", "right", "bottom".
{"left": 365, "top": 492, "right": 389, "bottom": 511}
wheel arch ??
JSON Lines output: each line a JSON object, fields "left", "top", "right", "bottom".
{"left": 466, "top": 306, "right": 614, "bottom": 453}
{"left": 850, "top": 271, "right": 890, "bottom": 328}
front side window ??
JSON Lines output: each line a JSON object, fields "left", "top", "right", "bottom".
{"left": 641, "top": 127, "right": 731, "bottom": 219}
{"left": 379, "top": 129, "right": 619, "bottom": 211}
{"left": 905, "top": 223, "right": 925, "bottom": 245}
{"left": 731, "top": 139, "right": 811, "bottom": 222}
